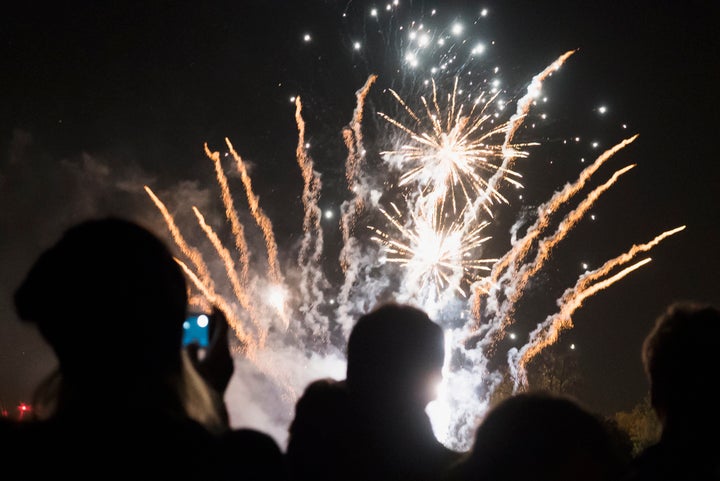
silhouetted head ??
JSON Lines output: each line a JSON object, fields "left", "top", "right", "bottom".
{"left": 346, "top": 302, "right": 445, "bottom": 409}
{"left": 14, "top": 217, "right": 188, "bottom": 379}
{"left": 642, "top": 301, "right": 720, "bottom": 425}
{"left": 459, "top": 392, "right": 624, "bottom": 481}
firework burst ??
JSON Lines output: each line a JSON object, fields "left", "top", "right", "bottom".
{"left": 369, "top": 200, "right": 497, "bottom": 301}
{"left": 378, "top": 77, "right": 529, "bottom": 217}
{"left": 144, "top": 5, "right": 684, "bottom": 451}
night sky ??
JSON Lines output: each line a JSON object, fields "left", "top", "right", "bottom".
{"left": 1, "top": 0, "right": 718, "bottom": 446}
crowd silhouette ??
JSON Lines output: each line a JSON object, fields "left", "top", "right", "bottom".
{"left": 2, "top": 215, "right": 718, "bottom": 481}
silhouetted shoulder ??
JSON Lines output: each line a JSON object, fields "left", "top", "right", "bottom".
{"left": 221, "top": 428, "right": 288, "bottom": 480}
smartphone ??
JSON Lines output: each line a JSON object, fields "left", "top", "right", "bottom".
{"left": 182, "top": 312, "right": 210, "bottom": 348}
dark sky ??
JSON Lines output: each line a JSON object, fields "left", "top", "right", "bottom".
{"left": 1, "top": 0, "right": 718, "bottom": 444}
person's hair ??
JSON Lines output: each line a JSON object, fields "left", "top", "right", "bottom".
{"left": 642, "top": 300, "right": 720, "bottom": 417}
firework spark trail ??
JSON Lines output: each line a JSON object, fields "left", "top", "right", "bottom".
{"left": 473, "top": 135, "right": 640, "bottom": 322}
{"left": 508, "top": 257, "right": 653, "bottom": 389}
{"left": 191, "top": 206, "right": 267, "bottom": 347}
{"left": 340, "top": 74, "right": 377, "bottom": 253}
{"left": 225, "top": 138, "right": 284, "bottom": 287}
{"left": 204, "top": 144, "right": 251, "bottom": 286}
{"left": 483, "top": 163, "right": 637, "bottom": 347}
{"left": 175, "top": 257, "right": 256, "bottom": 355}
{"left": 144, "top": 186, "right": 217, "bottom": 295}
{"left": 293, "top": 96, "right": 330, "bottom": 336}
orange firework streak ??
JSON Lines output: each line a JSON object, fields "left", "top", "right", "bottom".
{"left": 203, "top": 144, "right": 251, "bottom": 286}
{"left": 472, "top": 135, "right": 640, "bottom": 323}
{"left": 488, "top": 163, "right": 637, "bottom": 346}
{"left": 225, "top": 138, "right": 284, "bottom": 286}
{"left": 511, "top": 225, "right": 686, "bottom": 382}
{"left": 489, "top": 135, "right": 639, "bottom": 287}
{"left": 513, "top": 258, "right": 652, "bottom": 387}
{"left": 191, "top": 206, "right": 267, "bottom": 348}
{"left": 468, "top": 50, "right": 577, "bottom": 233}
{"left": 467, "top": 51, "right": 577, "bottom": 322}
{"left": 144, "top": 186, "right": 217, "bottom": 295}
{"left": 504, "top": 224, "right": 684, "bottom": 390}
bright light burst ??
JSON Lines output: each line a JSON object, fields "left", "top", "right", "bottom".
{"left": 378, "top": 77, "right": 527, "bottom": 216}
{"left": 369, "top": 201, "right": 497, "bottom": 300}
{"left": 145, "top": 5, "right": 684, "bottom": 451}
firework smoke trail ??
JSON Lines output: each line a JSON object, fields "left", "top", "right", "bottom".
{"left": 337, "top": 75, "right": 386, "bottom": 335}
{"left": 483, "top": 163, "right": 637, "bottom": 348}
{"left": 225, "top": 138, "right": 284, "bottom": 288}
{"left": 150, "top": 151, "right": 319, "bottom": 408}
{"left": 293, "top": 96, "right": 330, "bottom": 337}
{"left": 204, "top": 144, "right": 251, "bottom": 286}
{"left": 508, "top": 224, "right": 686, "bottom": 386}
{"left": 191, "top": 206, "right": 267, "bottom": 347}
{"left": 145, "top": 185, "right": 261, "bottom": 352}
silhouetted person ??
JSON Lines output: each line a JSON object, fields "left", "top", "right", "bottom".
{"left": 621, "top": 301, "right": 720, "bottom": 481}
{"left": 444, "top": 391, "right": 627, "bottom": 481}
{"left": 286, "top": 302, "right": 462, "bottom": 481}
{"left": 2, "top": 217, "right": 285, "bottom": 480}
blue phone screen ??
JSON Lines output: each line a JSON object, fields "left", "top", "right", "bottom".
{"left": 183, "top": 313, "right": 210, "bottom": 347}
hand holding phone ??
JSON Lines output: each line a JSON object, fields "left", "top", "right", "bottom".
{"left": 185, "top": 307, "right": 234, "bottom": 397}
